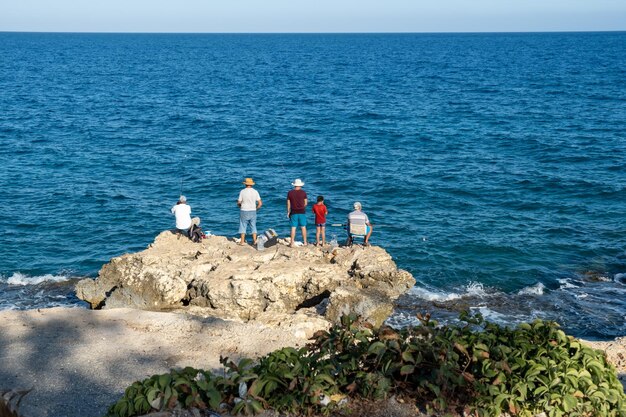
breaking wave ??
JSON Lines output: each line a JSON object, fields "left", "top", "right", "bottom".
{"left": 3, "top": 272, "right": 72, "bottom": 286}
{"left": 389, "top": 274, "right": 626, "bottom": 339}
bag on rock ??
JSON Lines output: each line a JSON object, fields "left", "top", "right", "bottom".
{"left": 189, "top": 224, "right": 204, "bottom": 243}
{"left": 263, "top": 229, "right": 278, "bottom": 248}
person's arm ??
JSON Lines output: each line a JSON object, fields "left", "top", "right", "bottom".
{"left": 171, "top": 206, "right": 176, "bottom": 215}
{"left": 303, "top": 198, "right": 308, "bottom": 207}
{"left": 237, "top": 191, "right": 242, "bottom": 207}
{"left": 257, "top": 199, "right": 262, "bottom": 210}
{"left": 286, "top": 199, "right": 291, "bottom": 217}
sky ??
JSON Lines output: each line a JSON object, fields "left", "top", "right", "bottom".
{"left": 1, "top": 0, "right": 625, "bottom": 33}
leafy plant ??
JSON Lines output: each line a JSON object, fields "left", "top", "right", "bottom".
{"left": 106, "top": 313, "right": 626, "bottom": 417}
{"left": 106, "top": 366, "right": 223, "bottom": 417}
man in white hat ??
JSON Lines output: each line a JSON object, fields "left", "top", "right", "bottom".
{"left": 171, "top": 195, "right": 192, "bottom": 236}
{"left": 237, "top": 177, "right": 262, "bottom": 245}
{"left": 287, "top": 179, "right": 308, "bottom": 247}
{"left": 347, "top": 201, "right": 373, "bottom": 246}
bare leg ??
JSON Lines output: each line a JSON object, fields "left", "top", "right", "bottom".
{"left": 315, "top": 226, "right": 321, "bottom": 245}
{"left": 252, "top": 233, "right": 257, "bottom": 245}
{"left": 321, "top": 226, "right": 326, "bottom": 246}
{"left": 290, "top": 227, "right": 296, "bottom": 247}
{"left": 301, "top": 226, "right": 307, "bottom": 245}
{"left": 365, "top": 226, "right": 373, "bottom": 244}
{"left": 239, "top": 233, "right": 246, "bottom": 245}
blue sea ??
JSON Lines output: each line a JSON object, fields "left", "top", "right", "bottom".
{"left": 1, "top": 32, "right": 625, "bottom": 339}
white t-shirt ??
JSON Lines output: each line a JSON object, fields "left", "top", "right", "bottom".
{"left": 238, "top": 188, "right": 261, "bottom": 211}
{"left": 171, "top": 204, "right": 192, "bottom": 230}
{"left": 348, "top": 210, "right": 369, "bottom": 225}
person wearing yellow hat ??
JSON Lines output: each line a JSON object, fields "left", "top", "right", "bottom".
{"left": 237, "top": 178, "right": 262, "bottom": 245}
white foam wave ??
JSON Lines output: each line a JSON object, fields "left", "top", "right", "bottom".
{"left": 465, "top": 281, "right": 488, "bottom": 296}
{"left": 529, "top": 310, "right": 549, "bottom": 320}
{"left": 470, "top": 307, "right": 509, "bottom": 324}
{"left": 385, "top": 312, "right": 420, "bottom": 329}
{"left": 4, "top": 272, "right": 71, "bottom": 286}
{"left": 409, "top": 286, "right": 461, "bottom": 301}
{"left": 557, "top": 278, "right": 579, "bottom": 289}
{"left": 409, "top": 281, "right": 488, "bottom": 302}
{"left": 517, "top": 282, "right": 545, "bottom": 296}
{"left": 614, "top": 273, "right": 626, "bottom": 285}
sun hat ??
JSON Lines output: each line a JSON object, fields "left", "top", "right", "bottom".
{"left": 291, "top": 179, "right": 305, "bottom": 187}
{"left": 242, "top": 178, "right": 255, "bottom": 186}
{"left": 179, "top": 195, "right": 187, "bottom": 203}
{"left": 353, "top": 201, "right": 362, "bottom": 210}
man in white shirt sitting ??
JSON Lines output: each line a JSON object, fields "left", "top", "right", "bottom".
{"left": 237, "top": 178, "right": 263, "bottom": 245}
{"left": 347, "top": 201, "right": 373, "bottom": 246}
{"left": 171, "top": 195, "right": 192, "bottom": 236}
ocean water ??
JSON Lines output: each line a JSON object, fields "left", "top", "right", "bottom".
{"left": 1, "top": 32, "right": 625, "bottom": 339}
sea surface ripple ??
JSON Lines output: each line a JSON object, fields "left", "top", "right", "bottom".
{"left": 1, "top": 32, "right": 625, "bottom": 339}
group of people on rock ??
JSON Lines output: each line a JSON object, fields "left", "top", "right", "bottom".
{"left": 171, "top": 178, "right": 373, "bottom": 247}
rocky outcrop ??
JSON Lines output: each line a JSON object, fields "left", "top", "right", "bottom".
{"left": 76, "top": 232, "right": 415, "bottom": 327}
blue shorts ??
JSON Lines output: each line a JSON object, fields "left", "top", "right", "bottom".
{"left": 239, "top": 210, "right": 257, "bottom": 234}
{"left": 316, "top": 223, "right": 326, "bottom": 228}
{"left": 289, "top": 213, "right": 307, "bottom": 228}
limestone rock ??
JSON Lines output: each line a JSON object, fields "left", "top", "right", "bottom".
{"left": 76, "top": 231, "right": 416, "bottom": 326}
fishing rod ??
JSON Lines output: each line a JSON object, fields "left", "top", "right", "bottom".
{"left": 330, "top": 223, "right": 428, "bottom": 241}
{"left": 330, "top": 223, "right": 391, "bottom": 227}
{"left": 178, "top": 154, "right": 188, "bottom": 197}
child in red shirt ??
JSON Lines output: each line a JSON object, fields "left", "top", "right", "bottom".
{"left": 312, "top": 195, "right": 328, "bottom": 246}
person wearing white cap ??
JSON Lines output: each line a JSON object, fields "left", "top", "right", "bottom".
{"left": 347, "top": 201, "right": 373, "bottom": 246}
{"left": 171, "top": 195, "right": 192, "bottom": 236}
{"left": 237, "top": 177, "right": 262, "bottom": 245}
{"left": 287, "top": 179, "right": 308, "bottom": 247}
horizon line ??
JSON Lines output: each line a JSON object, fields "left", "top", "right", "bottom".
{"left": 1, "top": 29, "right": 625, "bottom": 35}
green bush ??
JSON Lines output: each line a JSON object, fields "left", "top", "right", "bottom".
{"left": 106, "top": 313, "right": 626, "bottom": 417}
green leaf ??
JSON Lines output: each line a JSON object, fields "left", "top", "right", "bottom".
{"left": 474, "top": 342, "right": 489, "bottom": 351}
{"left": 400, "top": 365, "right": 414, "bottom": 376}
{"left": 367, "top": 341, "right": 386, "bottom": 355}
{"left": 158, "top": 374, "right": 171, "bottom": 390}
{"left": 590, "top": 390, "right": 607, "bottom": 401}
{"left": 316, "top": 373, "right": 336, "bottom": 386}
{"left": 401, "top": 351, "right": 415, "bottom": 363}
{"left": 206, "top": 388, "right": 221, "bottom": 409}
{"left": 248, "top": 379, "right": 266, "bottom": 397}
{"left": 250, "top": 399, "right": 264, "bottom": 414}
{"left": 514, "top": 383, "right": 527, "bottom": 401}
{"left": 493, "top": 393, "right": 509, "bottom": 408}
{"left": 562, "top": 394, "right": 577, "bottom": 412}
{"left": 526, "top": 363, "right": 546, "bottom": 378}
